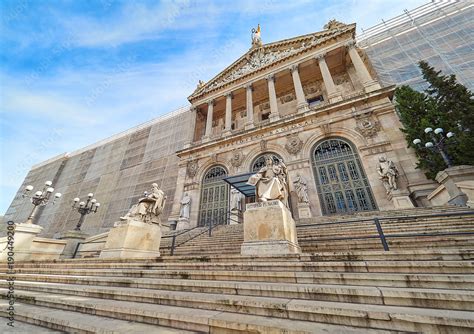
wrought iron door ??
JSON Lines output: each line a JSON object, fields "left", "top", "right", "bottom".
{"left": 311, "top": 138, "right": 377, "bottom": 215}
{"left": 198, "top": 166, "right": 229, "bottom": 226}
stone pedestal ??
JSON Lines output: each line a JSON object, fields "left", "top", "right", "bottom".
{"left": 58, "top": 230, "right": 89, "bottom": 259}
{"left": 100, "top": 220, "right": 161, "bottom": 259}
{"left": 297, "top": 203, "right": 311, "bottom": 219}
{"left": 435, "top": 165, "right": 474, "bottom": 206}
{"left": 456, "top": 181, "right": 474, "bottom": 208}
{"left": 388, "top": 190, "right": 415, "bottom": 209}
{"left": 241, "top": 200, "right": 301, "bottom": 255}
{"left": 176, "top": 217, "right": 191, "bottom": 230}
{"left": 9, "top": 223, "right": 43, "bottom": 261}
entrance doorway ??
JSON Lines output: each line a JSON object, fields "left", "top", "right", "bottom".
{"left": 198, "top": 166, "right": 229, "bottom": 226}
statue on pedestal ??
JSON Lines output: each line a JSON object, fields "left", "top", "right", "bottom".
{"left": 247, "top": 155, "right": 288, "bottom": 206}
{"left": 179, "top": 193, "right": 191, "bottom": 220}
{"left": 251, "top": 24, "right": 262, "bottom": 48}
{"left": 293, "top": 174, "right": 309, "bottom": 204}
{"left": 121, "top": 183, "right": 166, "bottom": 225}
{"left": 377, "top": 157, "right": 399, "bottom": 194}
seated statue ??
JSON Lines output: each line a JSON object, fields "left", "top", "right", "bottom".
{"left": 121, "top": 183, "right": 166, "bottom": 225}
{"left": 247, "top": 155, "right": 288, "bottom": 206}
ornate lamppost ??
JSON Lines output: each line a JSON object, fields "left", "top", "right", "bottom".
{"left": 413, "top": 127, "right": 455, "bottom": 168}
{"left": 22, "top": 181, "right": 62, "bottom": 224}
{"left": 71, "top": 193, "right": 100, "bottom": 231}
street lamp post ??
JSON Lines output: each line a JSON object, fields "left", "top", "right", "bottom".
{"left": 71, "top": 193, "right": 100, "bottom": 231}
{"left": 413, "top": 127, "right": 455, "bottom": 168}
{"left": 22, "top": 181, "right": 62, "bottom": 224}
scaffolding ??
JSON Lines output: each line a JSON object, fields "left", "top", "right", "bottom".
{"left": 357, "top": 1, "right": 474, "bottom": 92}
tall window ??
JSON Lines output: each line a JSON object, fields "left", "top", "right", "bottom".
{"left": 198, "top": 166, "right": 229, "bottom": 226}
{"left": 311, "top": 138, "right": 377, "bottom": 215}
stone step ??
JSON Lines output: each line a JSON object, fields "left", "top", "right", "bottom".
{"left": 5, "top": 270, "right": 474, "bottom": 289}
{"left": 5, "top": 276, "right": 474, "bottom": 310}
{"left": 6, "top": 259, "right": 473, "bottom": 274}
{"left": 0, "top": 300, "right": 192, "bottom": 333}
{"left": 0, "top": 291, "right": 396, "bottom": 334}
{"left": 5, "top": 288, "right": 474, "bottom": 333}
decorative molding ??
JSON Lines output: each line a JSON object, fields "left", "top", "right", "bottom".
{"left": 320, "top": 123, "right": 331, "bottom": 135}
{"left": 280, "top": 92, "right": 296, "bottom": 104}
{"left": 260, "top": 139, "right": 267, "bottom": 151}
{"left": 229, "top": 149, "right": 245, "bottom": 168}
{"left": 186, "top": 160, "right": 199, "bottom": 178}
{"left": 354, "top": 111, "right": 380, "bottom": 138}
{"left": 285, "top": 134, "right": 304, "bottom": 155}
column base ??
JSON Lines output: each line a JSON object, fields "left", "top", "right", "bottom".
{"left": 297, "top": 102, "right": 309, "bottom": 113}
{"left": 222, "top": 130, "right": 232, "bottom": 137}
{"left": 245, "top": 122, "right": 255, "bottom": 130}
{"left": 269, "top": 113, "right": 280, "bottom": 122}
{"left": 241, "top": 200, "right": 300, "bottom": 256}
{"left": 202, "top": 136, "right": 210, "bottom": 143}
{"left": 363, "top": 80, "right": 382, "bottom": 93}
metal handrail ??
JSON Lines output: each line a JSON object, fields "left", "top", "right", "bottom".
{"left": 297, "top": 210, "right": 474, "bottom": 252}
{"left": 162, "top": 209, "right": 243, "bottom": 255}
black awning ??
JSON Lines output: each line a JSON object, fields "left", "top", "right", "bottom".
{"left": 223, "top": 172, "right": 255, "bottom": 197}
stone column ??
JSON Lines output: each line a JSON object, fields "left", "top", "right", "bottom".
{"left": 245, "top": 84, "right": 255, "bottom": 130}
{"left": 316, "top": 54, "right": 342, "bottom": 103}
{"left": 289, "top": 64, "right": 309, "bottom": 112}
{"left": 203, "top": 100, "right": 214, "bottom": 141}
{"left": 346, "top": 41, "right": 381, "bottom": 92}
{"left": 185, "top": 106, "right": 197, "bottom": 148}
{"left": 266, "top": 74, "right": 280, "bottom": 121}
{"left": 224, "top": 93, "right": 232, "bottom": 135}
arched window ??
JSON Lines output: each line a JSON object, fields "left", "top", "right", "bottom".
{"left": 251, "top": 153, "right": 283, "bottom": 172}
{"left": 198, "top": 166, "right": 229, "bottom": 226}
{"left": 311, "top": 138, "right": 377, "bottom": 215}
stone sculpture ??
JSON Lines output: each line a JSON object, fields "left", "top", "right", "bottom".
{"left": 120, "top": 183, "right": 166, "bottom": 225}
{"left": 179, "top": 192, "right": 191, "bottom": 220}
{"left": 293, "top": 174, "right": 310, "bottom": 204}
{"left": 251, "top": 24, "right": 262, "bottom": 47}
{"left": 377, "top": 157, "right": 399, "bottom": 194}
{"left": 230, "top": 187, "right": 243, "bottom": 212}
{"left": 247, "top": 155, "right": 288, "bottom": 205}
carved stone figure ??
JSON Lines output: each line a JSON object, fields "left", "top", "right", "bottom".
{"left": 251, "top": 24, "right": 262, "bottom": 48}
{"left": 355, "top": 113, "right": 380, "bottom": 138}
{"left": 247, "top": 155, "right": 288, "bottom": 206}
{"left": 186, "top": 160, "right": 198, "bottom": 178}
{"left": 324, "top": 19, "right": 346, "bottom": 30}
{"left": 179, "top": 193, "right": 191, "bottom": 220}
{"left": 230, "top": 187, "right": 243, "bottom": 212}
{"left": 285, "top": 134, "right": 303, "bottom": 155}
{"left": 230, "top": 149, "right": 244, "bottom": 168}
{"left": 121, "top": 183, "right": 166, "bottom": 224}
{"left": 293, "top": 174, "right": 309, "bottom": 204}
{"left": 377, "top": 157, "right": 399, "bottom": 194}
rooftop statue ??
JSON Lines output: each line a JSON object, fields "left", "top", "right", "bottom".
{"left": 323, "top": 19, "right": 346, "bottom": 30}
{"left": 251, "top": 24, "right": 262, "bottom": 48}
{"left": 247, "top": 155, "right": 288, "bottom": 206}
{"left": 120, "top": 183, "right": 166, "bottom": 225}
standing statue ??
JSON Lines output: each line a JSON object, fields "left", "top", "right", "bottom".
{"left": 230, "top": 187, "right": 243, "bottom": 212}
{"left": 247, "top": 155, "right": 288, "bottom": 205}
{"left": 293, "top": 174, "right": 309, "bottom": 204}
{"left": 377, "top": 157, "right": 399, "bottom": 194}
{"left": 179, "top": 193, "right": 191, "bottom": 220}
{"left": 251, "top": 24, "right": 262, "bottom": 47}
{"left": 120, "top": 183, "right": 167, "bottom": 224}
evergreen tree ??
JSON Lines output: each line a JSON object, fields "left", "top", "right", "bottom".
{"left": 395, "top": 61, "right": 474, "bottom": 180}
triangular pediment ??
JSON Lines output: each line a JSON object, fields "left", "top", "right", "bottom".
{"left": 188, "top": 21, "right": 355, "bottom": 102}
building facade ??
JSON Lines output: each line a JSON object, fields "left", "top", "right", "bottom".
{"left": 4, "top": 2, "right": 472, "bottom": 235}
{"left": 166, "top": 20, "right": 435, "bottom": 228}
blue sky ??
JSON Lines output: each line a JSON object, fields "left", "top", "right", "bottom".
{"left": 0, "top": 0, "right": 428, "bottom": 214}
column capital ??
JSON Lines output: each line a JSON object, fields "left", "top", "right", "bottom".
{"left": 190, "top": 106, "right": 198, "bottom": 113}
{"left": 225, "top": 92, "right": 233, "bottom": 99}
{"left": 207, "top": 99, "right": 215, "bottom": 106}
{"left": 244, "top": 83, "right": 253, "bottom": 90}
{"left": 345, "top": 40, "right": 356, "bottom": 49}
{"left": 316, "top": 53, "right": 327, "bottom": 62}
{"left": 289, "top": 64, "right": 299, "bottom": 73}
{"left": 266, "top": 74, "right": 275, "bottom": 82}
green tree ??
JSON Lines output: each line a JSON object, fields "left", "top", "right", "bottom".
{"left": 395, "top": 61, "right": 474, "bottom": 180}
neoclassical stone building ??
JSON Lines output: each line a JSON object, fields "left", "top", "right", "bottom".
{"left": 167, "top": 20, "right": 436, "bottom": 227}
